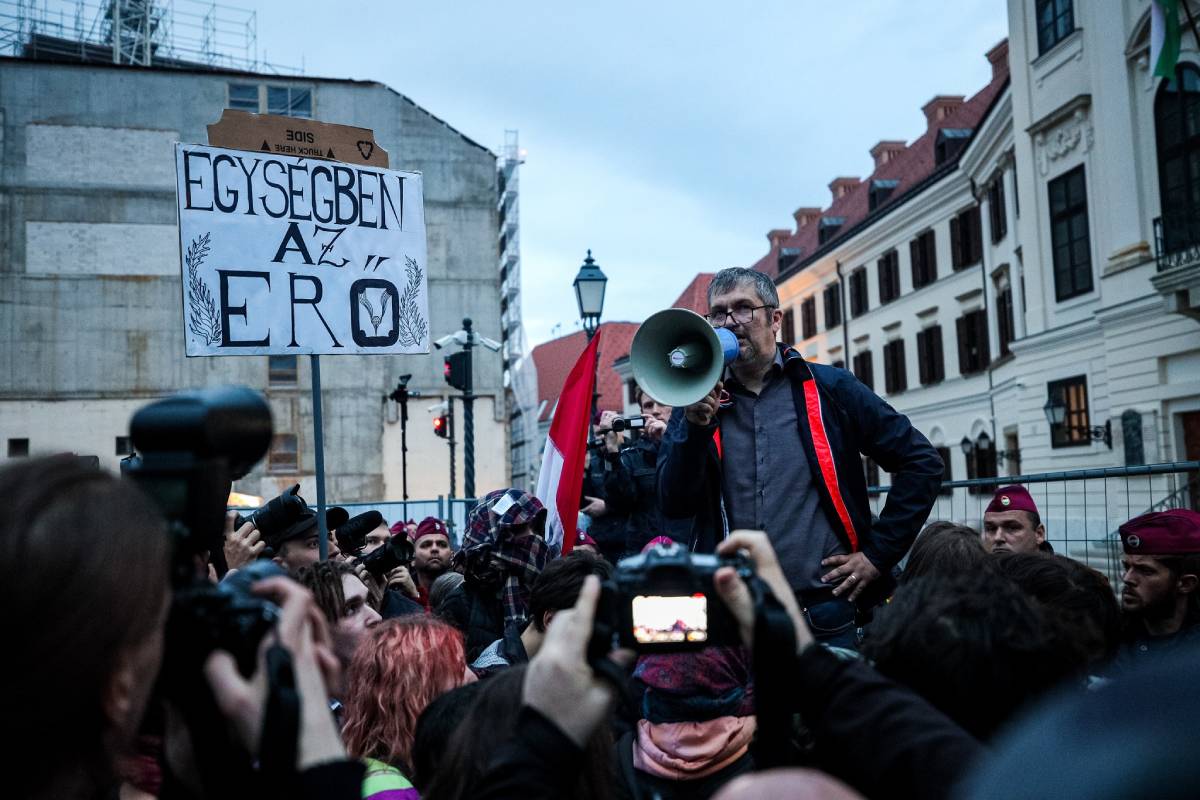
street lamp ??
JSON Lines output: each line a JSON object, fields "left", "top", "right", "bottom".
{"left": 960, "top": 436, "right": 974, "bottom": 456}
{"left": 574, "top": 249, "right": 608, "bottom": 341}
{"left": 1042, "top": 396, "right": 1067, "bottom": 428}
{"left": 1042, "top": 393, "right": 1112, "bottom": 449}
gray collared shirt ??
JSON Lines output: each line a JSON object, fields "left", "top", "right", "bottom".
{"left": 719, "top": 352, "right": 846, "bottom": 592}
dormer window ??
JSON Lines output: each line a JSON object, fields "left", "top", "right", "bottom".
{"left": 935, "top": 128, "right": 972, "bottom": 165}
{"left": 868, "top": 179, "right": 899, "bottom": 212}
{"left": 818, "top": 217, "right": 845, "bottom": 245}
{"left": 778, "top": 246, "right": 803, "bottom": 274}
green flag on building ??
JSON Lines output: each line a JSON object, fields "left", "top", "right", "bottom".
{"left": 1152, "top": 0, "right": 1183, "bottom": 79}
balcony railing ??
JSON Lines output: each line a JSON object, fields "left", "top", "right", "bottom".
{"left": 1153, "top": 214, "right": 1200, "bottom": 272}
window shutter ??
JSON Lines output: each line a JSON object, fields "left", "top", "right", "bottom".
{"left": 956, "top": 316, "right": 969, "bottom": 374}
{"left": 976, "top": 310, "right": 991, "bottom": 367}
{"left": 918, "top": 330, "right": 929, "bottom": 384}
{"left": 931, "top": 326, "right": 944, "bottom": 382}
{"left": 950, "top": 216, "right": 962, "bottom": 268}
{"left": 910, "top": 239, "right": 922, "bottom": 286}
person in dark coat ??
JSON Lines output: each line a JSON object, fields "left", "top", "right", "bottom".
{"left": 657, "top": 268, "right": 943, "bottom": 647}
{"left": 613, "top": 647, "right": 755, "bottom": 800}
{"left": 440, "top": 488, "right": 550, "bottom": 662}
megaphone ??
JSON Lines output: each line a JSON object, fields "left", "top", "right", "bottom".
{"left": 630, "top": 309, "right": 741, "bottom": 407}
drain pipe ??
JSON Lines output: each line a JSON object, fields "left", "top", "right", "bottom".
{"left": 971, "top": 178, "right": 999, "bottom": 449}
{"left": 836, "top": 260, "right": 850, "bottom": 364}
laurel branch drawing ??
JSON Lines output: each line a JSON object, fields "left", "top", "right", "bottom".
{"left": 397, "top": 256, "right": 428, "bottom": 347}
{"left": 185, "top": 233, "right": 222, "bottom": 346}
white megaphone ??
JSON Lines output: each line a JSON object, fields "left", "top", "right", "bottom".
{"left": 629, "top": 309, "right": 741, "bottom": 407}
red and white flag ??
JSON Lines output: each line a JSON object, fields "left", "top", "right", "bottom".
{"left": 537, "top": 330, "right": 603, "bottom": 556}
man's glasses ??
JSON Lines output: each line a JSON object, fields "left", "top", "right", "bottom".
{"left": 704, "top": 304, "right": 774, "bottom": 327}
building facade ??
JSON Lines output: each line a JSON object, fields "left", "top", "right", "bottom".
{"left": 759, "top": 1, "right": 1200, "bottom": 543}
{"left": 0, "top": 52, "right": 511, "bottom": 503}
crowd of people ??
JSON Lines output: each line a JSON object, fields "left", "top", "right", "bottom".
{"left": 5, "top": 267, "right": 1198, "bottom": 800}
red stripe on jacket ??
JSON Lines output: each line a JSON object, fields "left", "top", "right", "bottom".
{"left": 802, "top": 378, "right": 859, "bottom": 551}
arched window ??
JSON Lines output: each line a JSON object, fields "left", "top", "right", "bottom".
{"left": 1155, "top": 63, "right": 1200, "bottom": 253}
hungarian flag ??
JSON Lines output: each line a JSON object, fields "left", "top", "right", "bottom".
{"left": 537, "top": 329, "right": 603, "bottom": 556}
{"left": 1152, "top": 0, "right": 1183, "bottom": 79}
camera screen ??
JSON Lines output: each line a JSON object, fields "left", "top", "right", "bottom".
{"left": 631, "top": 593, "right": 708, "bottom": 644}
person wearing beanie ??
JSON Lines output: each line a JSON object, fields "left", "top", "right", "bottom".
{"left": 614, "top": 647, "right": 756, "bottom": 800}
{"left": 412, "top": 516, "right": 453, "bottom": 610}
{"left": 981, "top": 485, "right": 1049, "bottom": 555}
{"left": 1115, "top": 509, "right": 1200, "bottom": 668}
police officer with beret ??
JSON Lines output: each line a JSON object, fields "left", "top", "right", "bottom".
{"left": 1115, "top": 509, "right": 1200, "bottom": 667}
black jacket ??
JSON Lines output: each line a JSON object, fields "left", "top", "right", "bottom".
{"left": 607, "top": 437, "right": 693, "bottom": 555}
{"left": 658, "top": 348, "right": 943, "bottom": 581}
{"left": 439, "top": 580, "right": 505, "bottom": 663}
{"left": 475, "top": 647, "right": 981, "bottom": 800}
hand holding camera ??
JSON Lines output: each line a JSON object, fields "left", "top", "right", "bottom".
{"left": 714, "top": 530, "right": 812, "bottom": 654}
{"left": 385, "top": 565, "right": 419, "bottom": 600}
{"left": 223, "top": 511, "right": 265, "bottom": 573}
{"left": 202, "top": 575, "right": 345, "bottom": 770}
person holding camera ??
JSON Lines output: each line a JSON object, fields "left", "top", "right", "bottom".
{"left": 337, "top": 510, "right": 425, "bottom": 619}
{"left": 607, "top": 388, "right": 694, "bottom": 556}
{"left": 2, "top": 454, "right": 365, "bottom": 800}
{"left": 581, "top": 409, "right": 633, "bottom": 563}
{"left": 658, "top": 268, "right": 943, "bottom": 647}
{"left": 467, "top": 530, "right": 981, "bottom": 800}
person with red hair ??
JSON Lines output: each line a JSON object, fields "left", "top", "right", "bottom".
{"left": 341, "top": 615, "right": 476, "bottom": 798}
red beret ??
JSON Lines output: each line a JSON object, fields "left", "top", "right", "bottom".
{"left": 414, "top": 516, "right": 450, "bottom": 544}
{"left": 576, "top": 531, "right": 598, "bottom": 548}
{"left": 1119, "top": 510, "right": 1200, "bottom": 555}
{"left": 985, "top": 485, "right": 1039, "bottom": 515}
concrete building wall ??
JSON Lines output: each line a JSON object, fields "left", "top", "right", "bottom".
{"left": 0, "top": 58, "right": 506, "bottom": 502}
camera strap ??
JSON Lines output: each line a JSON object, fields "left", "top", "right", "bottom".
{"left": 258, "top": 643, "right": 300, "bottom": 778}
{"left": 748, "top": 576, "right": 799, "bottom": 771}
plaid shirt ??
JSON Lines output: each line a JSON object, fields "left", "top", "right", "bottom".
{"left": 455, "top": 489, "right": 549, "bottom": 626}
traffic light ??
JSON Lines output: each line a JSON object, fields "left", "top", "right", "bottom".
{"left": 433, "top": 413, "right": 449, "bottom": 439}
{"left": 443, "top": 351, "right": 469, "bottom": 391}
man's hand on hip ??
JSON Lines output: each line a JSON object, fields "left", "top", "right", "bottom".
{"left": 821, "top": 552, "right": 881, "bottom": 602}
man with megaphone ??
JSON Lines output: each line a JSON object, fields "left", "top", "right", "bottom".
{"left": 637, "top": 268, "right": 943, "bottom": 648}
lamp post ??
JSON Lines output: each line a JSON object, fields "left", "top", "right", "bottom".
{"left": 574, "top": 249, "right": 608, "bottom": 342}
{"left": 573, "top": 250, "right": 608, "bottom": 421}
{"left": 1042, "top": 395, "right": 1112, "bottom": 449}
{"left": 386, "top": 374, "right": 419, "bottom": 519}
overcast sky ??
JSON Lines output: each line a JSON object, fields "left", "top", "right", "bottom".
{"left": 257, "top": 1, "right": 1009, "bottom": 348}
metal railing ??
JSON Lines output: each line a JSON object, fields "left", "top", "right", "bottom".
{"left": 1153, "top": 215, "right": 1200, "bottom": 272}
{"left": 231, "top": 497, "right": 479, "bottom": 548}
{"left": 868, "top": 461, "right": 1200, "bottom": 586}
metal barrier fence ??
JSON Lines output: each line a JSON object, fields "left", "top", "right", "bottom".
{"left": 240, "top": 462, "right": 1199, "bottom": 581}
{"left": 868, "top": 461, "right": 1200, "bottom": 585}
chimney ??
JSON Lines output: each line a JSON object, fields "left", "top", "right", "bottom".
{"left": 869, "top": 140, "right": 907, "bottom": 170}
{"left": 986, "top": 39, "right": 1010, "bottom": 81}
{"left": 767, "top": 228, "right": 791, "bottom": 249}
{"left": 792, "top": 207, "right": 821, "bottom": 231}
{"left": 829, "top": 177, "right": 860, "bottom": 202}
{"left": 922, "top": 95, "right": 966, "bottom": 128}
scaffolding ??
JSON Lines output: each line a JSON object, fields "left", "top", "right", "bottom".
{"left": 498, "top": 129, "right": 540, "bottom": 489}
{"left": 0, "top": 0, "right": 299, "bottom": 73}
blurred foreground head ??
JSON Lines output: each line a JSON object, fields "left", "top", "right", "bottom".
{"left": 0, "top": 455, "right": 170, "bottom": 799}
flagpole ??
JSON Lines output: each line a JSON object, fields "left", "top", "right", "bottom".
{"left": 1183, "top": 0, "right": 1200, "bottom": 52}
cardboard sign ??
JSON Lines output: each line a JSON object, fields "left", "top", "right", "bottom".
{"left": 207, "top": 109, "right": 389, "bottom": 168}
{"left": 174, "top": 142, "right": 429, "bottom": 356}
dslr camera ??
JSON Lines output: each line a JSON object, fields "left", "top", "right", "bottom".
{"left": 591, "top": 541, "right": 752, "bottom": 655}
{"left": 234, "top": 483, "right": 305, "bottom": 538}
{"left": 335, "top": 510, "right": 415, "bottom": 579}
